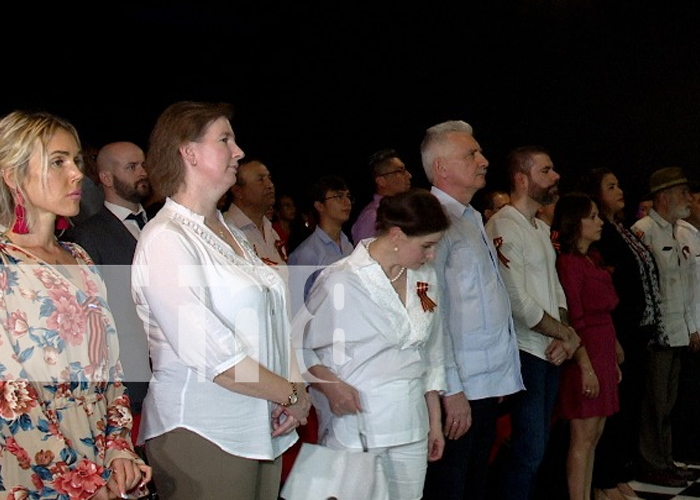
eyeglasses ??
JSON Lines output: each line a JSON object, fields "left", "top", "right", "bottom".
{"left": 323, "top": 192, "right": 355, "bottom": 203}
{"left": 376, "top": 167, "right": 409, "bottom": 177}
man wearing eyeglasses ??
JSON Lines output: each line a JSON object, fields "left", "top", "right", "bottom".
{"left": 288, "top": 175, "right": 355, "bottom": 311}
{"left": 350, "top": 148, "right": 412, "bottom": 245}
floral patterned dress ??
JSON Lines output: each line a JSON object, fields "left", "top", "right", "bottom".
{"left": 0, "top": 236, "right": 146, "bottom": 500}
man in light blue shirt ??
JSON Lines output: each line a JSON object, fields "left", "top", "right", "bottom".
{"left": 421, "top": 121, "right": 524, "bottom": 500}
{"left": 288, "top": 175, "right": 354, "bottom": 314}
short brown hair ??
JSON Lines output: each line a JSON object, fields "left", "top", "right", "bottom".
{"left": 506, "top": 145, "right": 550, "bottom": 190}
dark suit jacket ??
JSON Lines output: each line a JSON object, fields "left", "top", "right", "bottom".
{"left": 67, "top": 206, "right": 138, "bottom": 265}
{"left": 64, "top": 206, "right": 150, "bottom": 412}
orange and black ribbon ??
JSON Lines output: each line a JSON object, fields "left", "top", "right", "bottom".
{"left": 417, "top": 282, "right": 437, "bottom": 313}
{"left": 253, "top": 243, "right": 282, "bottom": 267}
{"left": 84, "top": 296, "right": 108, "bottom": 371}
{"left": 550, "top": 230, "right": 561, "bottom": 254}
{"left": 275, "top": 239, "right": 289, "bottom": 263}
{"left": 492, "top": 237, "right": 510, "bottom": 268}
{"left": 259, "top": 256, "right": 279, "bottom": 266}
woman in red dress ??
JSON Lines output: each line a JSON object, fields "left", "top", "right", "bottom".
{"left": 552, "top": 193, "right": 621, "bottom": 500}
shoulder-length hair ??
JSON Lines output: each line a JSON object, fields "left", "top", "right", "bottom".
{"left": 551, "top": 192, "right": 596, "bottom": 255}
{"left": 147, "top": 101, "right": 233, "bottom": 198}
{"left": 0, "top": 110, "right": 82, "bottom": 230}
{"left": 575, "top": 167, "right": 624, "bottom": 222}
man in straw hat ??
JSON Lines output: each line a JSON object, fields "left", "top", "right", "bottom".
{"left": 631, "top": 167, "right": 698, "bottom": 487}
{"left": 671, "top": 179, "right": 700, "bottom": 465}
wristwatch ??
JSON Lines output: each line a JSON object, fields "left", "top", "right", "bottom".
{"left": 282, "top": 382, "right": 298, "bottom": 407}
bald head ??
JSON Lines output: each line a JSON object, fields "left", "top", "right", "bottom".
{"left": 96, "top": 142, "right": 151, "bottom": 210}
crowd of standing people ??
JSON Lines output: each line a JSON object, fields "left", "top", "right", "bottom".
{"left": 0, "top": 102, "right": 698, "bottom": 500}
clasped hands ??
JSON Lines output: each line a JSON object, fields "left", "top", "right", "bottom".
{"left": 92, "top": 458, "right": 152, "bottom": 500}
{"left": 271, "top": 386, "right": 312, "bottom": 437}
{"left": 546, "top": 326, "right": 580, "bottom": 366}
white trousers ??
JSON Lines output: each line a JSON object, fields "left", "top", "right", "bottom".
{"left": 326, "top": 435, "right": 428, "bottom": 500}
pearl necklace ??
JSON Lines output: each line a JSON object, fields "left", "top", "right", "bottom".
{"left": 366, "top": 240, "right": 406, "bottom": 283}
{"left": 389, "top": 265, "right": 407, "bottom": 283}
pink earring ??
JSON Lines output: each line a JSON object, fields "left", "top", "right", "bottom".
{"left": 55, "top": 216, "right": 70, "bottom": 231}
{"left": 12, "top": 188, "right": 29, "bottom": 234}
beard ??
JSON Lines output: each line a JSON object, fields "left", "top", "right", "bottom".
{"left": 529, "top": 181, "right": 559, "bottom": 206}
{"left": 113, "top": 175, "right": 151, "bottom": 204}
{"left": 673, "top": 203, "right": 691, "bottom": 221}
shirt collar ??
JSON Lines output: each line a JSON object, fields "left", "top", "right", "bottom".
{"left": 104, "top": 201, "right": 146, "bottom": 221}
{"left": 430, "top": 186, "right": 471, "bottom": 218}
{"left": 649, "top": 208, "right": 673, "bottom": 229}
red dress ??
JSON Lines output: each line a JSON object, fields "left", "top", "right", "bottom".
{"left": 556, "top": 252, "right": 620, "bottom": 419}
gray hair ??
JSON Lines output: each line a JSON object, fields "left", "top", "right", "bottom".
{"left": 420, "top": 120, "right": 474, "bottom": 183}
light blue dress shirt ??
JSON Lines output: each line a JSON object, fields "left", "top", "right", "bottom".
{"left": 287, "top": 226, "right": 354, "bottom": 314}
{"left": 431, "top": 187, "right": 524, "bottom": 400}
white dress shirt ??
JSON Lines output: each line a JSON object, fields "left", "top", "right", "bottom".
{"left": 676, "top": 219, "right": 700, "bottom": 327}
{"left": 485, "top": 205, "right": 568, "bottom": 360}
{"left": 223, "top": 204, "right": 287, "bottom": 266}
{"left": 632, "top": 210, "right": 697, "bottom": 345}
{"left": 131, "top": 198, "right": 296, "bottom": 459}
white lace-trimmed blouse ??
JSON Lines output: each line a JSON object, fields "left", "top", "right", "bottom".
{"left": 131, "top": 198, "right": 297, "bottom": 460}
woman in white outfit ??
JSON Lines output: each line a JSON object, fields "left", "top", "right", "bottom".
{"left": 302, "top": 188, "right": 450, "bottom": 500}
{"left": 131, "top": 101, "right": 311, "bottom": 500}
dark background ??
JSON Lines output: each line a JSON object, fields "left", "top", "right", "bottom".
{"left": 3, "top": 2, "right": 700, "bottom": 219}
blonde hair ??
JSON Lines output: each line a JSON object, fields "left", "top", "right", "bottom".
{"left": 0, "top": 110, "right": 82, "bottom": 230}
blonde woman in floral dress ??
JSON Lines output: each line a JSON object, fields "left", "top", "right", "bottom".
{"left": 0, "top": 110, "right": 151, "bottom": 499}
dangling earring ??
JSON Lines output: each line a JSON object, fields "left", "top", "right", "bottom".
{"left": 394, "top": 246, "right": 398, "bottom": 252}
{"left": 55, "top": 216, "right": 70, "bottom": 231}
{"left": 12, "top": 188, "right": 29, "bottom": 234}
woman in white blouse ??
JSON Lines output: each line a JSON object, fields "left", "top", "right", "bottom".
{"left": 131, "top": 101, "right": 311, "bottom": 500}
{"left": 302, "top": 188, "right": 450, "bottom": 500}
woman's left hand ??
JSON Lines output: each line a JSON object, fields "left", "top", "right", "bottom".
{"left": 106, "top": 458, "right": 152, "bottom": 499}
{"left": 271, "top": 404, "right": 301, "bottom": 437}
{"left": 581, "top": 368, "right": 600, "bottom": 399}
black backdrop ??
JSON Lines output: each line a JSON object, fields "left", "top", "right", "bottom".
{"left": 3, "top": 2, "right": 700, "bottom": 220}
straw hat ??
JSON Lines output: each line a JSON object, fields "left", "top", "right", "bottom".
{"left": 647, "top": 167, "right": 689, "bottom": 197}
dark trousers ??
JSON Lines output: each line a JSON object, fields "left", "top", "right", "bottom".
{"left": 638, "top": 346, "right": 682, "bottom": 472}
{"left": 501, "top": 352, "right": 561, "bottom": 500}
{"left": 423, "top": 397, "right": 500, "bottom": 500}
{"left": 672, "top": 349, "right": 700, "bottom": 462}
